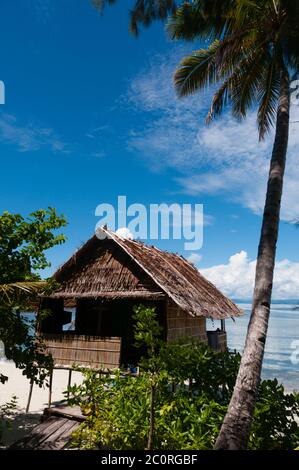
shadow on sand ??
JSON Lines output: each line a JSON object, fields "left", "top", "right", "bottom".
{"left": 1, "top": 411, "right": 41, "bottom": 448}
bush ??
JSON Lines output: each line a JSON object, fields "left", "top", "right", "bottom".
{"left": 67, "top": 305, "right": 299, "bottom": 450}
{"left": 0, "top": 396, "right": 18, "bottom": 445}
{"left": 250, "top": 379, "right": 299, "bottom": 450}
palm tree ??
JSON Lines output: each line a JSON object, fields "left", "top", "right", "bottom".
{"left": 170, "top": 0, "right": 299, "bottom": 449}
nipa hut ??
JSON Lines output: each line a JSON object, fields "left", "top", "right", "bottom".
{"left": 38, "top": 227, "right": 242, "bottom": 371}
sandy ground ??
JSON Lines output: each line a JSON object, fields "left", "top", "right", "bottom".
{"left": 0, "top": 360, "right": 84, "bottom": 447}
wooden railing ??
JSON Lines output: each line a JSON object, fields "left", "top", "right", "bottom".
{"left": 40, "top": 333, "right": 122, "bottom": 369}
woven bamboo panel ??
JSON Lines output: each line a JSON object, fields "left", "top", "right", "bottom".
{"left": 166, "top": 300, "right": 208, "bottom": 343}
{"left": 40, "top": 333, "right": 121, "bottom": 369}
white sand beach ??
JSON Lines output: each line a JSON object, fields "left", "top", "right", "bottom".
{"left": 0, "top": 360, "right": 84, "bottom": 447}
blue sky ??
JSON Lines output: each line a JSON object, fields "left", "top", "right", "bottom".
{"left": 1, "top": 0, "right": 299, "bottom": 299}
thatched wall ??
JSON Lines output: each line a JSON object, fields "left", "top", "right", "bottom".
{"left": 41, "top": 333, "right": 121, "bottom": 369}
{"left": 166, "top": 299, "right": 207, "bottom": 343}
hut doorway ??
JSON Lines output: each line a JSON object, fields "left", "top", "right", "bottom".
{"left": 75, "top": 298, "right": 165, "bottom": 367}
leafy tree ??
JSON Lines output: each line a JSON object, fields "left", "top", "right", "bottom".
{"left": 0, "top": 208, "right": 67, "bottom": 385}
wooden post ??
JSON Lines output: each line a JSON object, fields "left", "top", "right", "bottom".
{"left": 26, "top": 379, "right": 34, "bottom": 414}
{"left": 67, "top": 369, "right": 72, "bottom": 400}
{"left": 48, "top": 368, "right": 53, "bottom": 409}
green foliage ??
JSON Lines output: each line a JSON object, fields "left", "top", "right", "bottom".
{"left": 250, "top": 379, "right": 299, "bottom": 450}
{"left": 67, "top": 305, "right": 299, "bottom": 450}
{"left": 0, "top": 208, "right": 67, "bottom": 284}
{"left": 158, "top": 339, "right": 241, "bottom": 405}
{"left": 0, "top": 208, "right": 66, "bottom": 384}
{"left": 133, "top": 304, "right": 163, "bottom": 373}
{"left": 0, "top": 310, "right": 53, "bottom": 386}
{"left": 68, "top": 369, "right": 226, "bottom": 450}
{"left": 0, "top": 396, "right": 18, "bottom": 445}
{"left": 133, "top": 304, "right": 162, "bottom": 352}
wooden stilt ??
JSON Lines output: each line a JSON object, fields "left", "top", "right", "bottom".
{"left": 48, "top": 368, "right": 53, "bottom": 409}
{"left": 67, "top": 369, "right": 72, "bottom": 400}
{"left": 26, "top": 379, "right": 34, "bottom": 414}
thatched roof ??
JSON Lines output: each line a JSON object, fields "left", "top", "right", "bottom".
{"left": 49, "top": 227, "right": 242, "bottom": 320}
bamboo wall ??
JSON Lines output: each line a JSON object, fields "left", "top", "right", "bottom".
{"left": 166, "top": 299, "right": 208, "bottom": 343}
{"left": 40, "top": 333, "right": 121, "bottom": 369}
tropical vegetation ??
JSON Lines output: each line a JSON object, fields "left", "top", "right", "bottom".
{"left": 0, "top": 208, "right": 67, "bottom": 385}
{"left": 67, "top": 306, "right": 299, "bottom": 450}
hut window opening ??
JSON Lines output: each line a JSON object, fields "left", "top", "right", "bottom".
{"left": 62, "top": 307, "right": 76, "bottom": 331}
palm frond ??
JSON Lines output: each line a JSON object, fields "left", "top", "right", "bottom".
{"left": 129, "top": 0, "right": 177, "bottom": 35}
{"left": 257, "top": 58, "right": 281, "bottom": 139}
{"left": 206, "top": 45, "right": 265, "bottom": 122}
{"left": 167, "top": 2, "right": 216, "bottom": 41}
{"left": 0, "top": 281, "right": 47, "bottom": 305}
{"left": 230, "top": 47, "right": 267, "bottom": 119}
{"left": 92, "top": 0, "right": 117, "bottom": 12}
{"left": 206, "top": 76, "right": 233, "bottom": 122}
{"left": 174, "top": 40, "right": 221, "bottom": 97}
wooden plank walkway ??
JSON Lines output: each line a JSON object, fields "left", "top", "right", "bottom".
{"left": 10, "top": 405, "right": 85, "bottom": 450}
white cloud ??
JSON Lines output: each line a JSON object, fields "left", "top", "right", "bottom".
{"left": 187, "top": 253, "right": 202, "bottom": 265}
{"left": 115, "top": 227, "right": 134, "bottom": 239}
{"left": 201, "top": 251, "right": 299, "bottom": 300}
{"left": 0, "top": 114, "right": 68, "bottom": 153}
{"left": 127, "top": 49, "right": 299, "bottom": 220}
{"left": 127, "top": 48, "right": 213, "bottom": 172}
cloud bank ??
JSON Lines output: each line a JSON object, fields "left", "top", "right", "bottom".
{"left": 201, "top": 251, "right": 299, "bottom": 300}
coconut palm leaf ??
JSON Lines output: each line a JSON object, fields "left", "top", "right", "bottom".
{"left": 174, "top": 40, "right": 222, "bottom": 97}
{"left": 0, "top": 281, "right": 47, "bottom": 305}
{"left": 257, "top": 57, "right": 281, "bottom": 139}
{"left": 206, "top": 47, "right": 267, "bottom": 122}
{"left": 171, "top": 0, "right": 243, "bottom": 40}
{"left": 230, "top": 48, "right": 268, "bottom": 120}
{"left": 129, "top": 0, "right": 178, "bottom": 34}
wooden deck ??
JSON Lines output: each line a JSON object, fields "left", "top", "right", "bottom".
{"left": 10, "top": 405, "right": 85, "bottom": 450}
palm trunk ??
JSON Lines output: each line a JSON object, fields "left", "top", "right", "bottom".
{"left": 214, "top": 66, "right": 290, "bottom": 450}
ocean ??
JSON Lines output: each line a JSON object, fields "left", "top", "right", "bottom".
{"left": 225, "top": 302, "right": 299, "bottom": 392}
{"left": 1, "top": 303, "right": 298, "bottom": 392}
